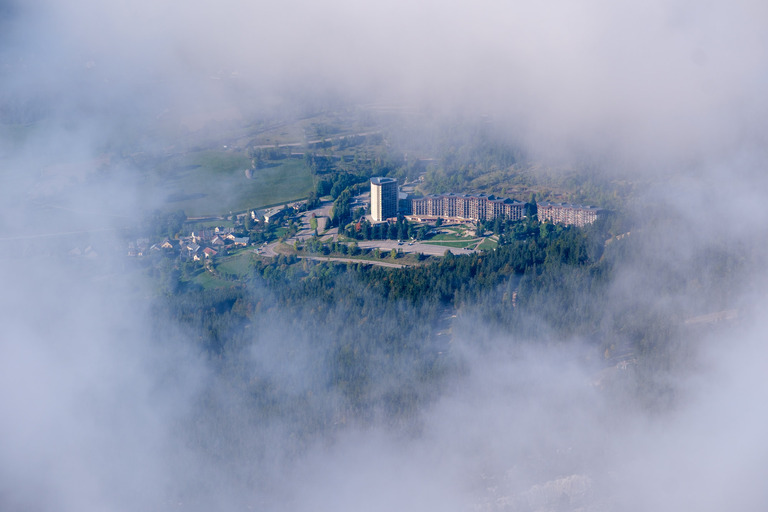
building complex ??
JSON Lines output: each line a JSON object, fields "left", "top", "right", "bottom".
{"left": 408, "top": 193, "right": 525, "bottom": 222}
{"left": 536, "top": 202, "right": 602, "bottom": 227}
{"left": 371, "top": 177, "right": 602, "bottom": 227}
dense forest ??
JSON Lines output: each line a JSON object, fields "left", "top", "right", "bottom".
{"left": 113, "top": 117, "right": 754, "bottom": 462}
{"left": 144, "top": 209, "right": 749, "bottom": 452}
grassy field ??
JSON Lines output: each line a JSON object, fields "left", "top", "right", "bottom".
{"left": 187, "top": 219, "right": 236, "bottom": 229}
{"left": 188, "top": 269, "right": 231, "bottom": 289}
{"left": 428, "top": 232, "right": 474, "bottom": 242}
{"left": 428, "top": 234, "right": 463, "bottom": 241}
{"left": 155, "top": 151, "right": 312, "bottom": 217}
{"left": 216, "top": 250, "right": 255, "bottom": 277}
{"left": 422, "top": 239, "right": 479, "bottom": 249}
{"left": 249, "top": 110, "right": 380, "bottom": 147}
{"left": 477, "top": 238, "right": 499, "bottom": 250}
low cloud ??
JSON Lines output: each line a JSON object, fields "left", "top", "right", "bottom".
{"left": 2, "top": 0, "right": 768, "bottom": 510}
{"left": 5, "top": 0, "right": 768, "bottom": 169}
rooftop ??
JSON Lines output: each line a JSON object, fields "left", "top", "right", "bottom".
{"left": 370, "top": 177, "right": 397, "bottom": 185}
{"left": 539, "top": 202, "right": 602, "bottom": 210}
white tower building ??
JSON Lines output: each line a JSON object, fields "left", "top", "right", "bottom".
{"left": 370, "top": 177, "right": 398, "bottom": 222}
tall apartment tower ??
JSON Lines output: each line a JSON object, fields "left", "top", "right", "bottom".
{"left": 370, "top": 177, "right": 398, "bottom": 222}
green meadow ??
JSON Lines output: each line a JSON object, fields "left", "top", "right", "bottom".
{"left": 156, "top": 151, "right": 312, "bottom": 217}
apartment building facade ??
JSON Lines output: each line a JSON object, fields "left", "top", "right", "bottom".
{"left": 370, "top": 177, "right": 399, "bottom": 222}
{"left": 409, "top": 193, "right": 525, "bottom": 222}
{"left": 537, "top": 202, "right": 602, "bottom": 227}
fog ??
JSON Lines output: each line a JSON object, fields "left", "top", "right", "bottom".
{"left": 2, "top": 0, "right": 768, "bottom": 510}
{"left": 6, "top": 0, "right": 768, "bottom": 165}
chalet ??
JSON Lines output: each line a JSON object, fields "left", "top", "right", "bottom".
{"left": 191, "top": 231, "right": 215, "bottom": 244}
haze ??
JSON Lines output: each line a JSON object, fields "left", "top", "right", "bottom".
{"left": 2, "top": 0, "right": 768, "bottom": 511}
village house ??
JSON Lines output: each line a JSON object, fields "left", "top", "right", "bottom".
{"left": 263, "top": 208, "right": 285, "bottom": 224}
{"left": 215, "top": 226, "right": 235, "bottom": 237}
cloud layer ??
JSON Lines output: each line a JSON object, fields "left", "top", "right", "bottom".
{"left": 2, "top": 1, "right": 768, "bottom": 511}
{"left": 5, "top": 0, "right": 768, "bottom": 167}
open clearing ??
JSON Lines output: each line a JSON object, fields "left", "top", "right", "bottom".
{"left": 477, "top": 238, "right": 499, "bottom": 250}
{"left": 155, "top": 151, "right": 312, "bottom": 216}
{"left": 188, "top": 269, "right": 230, "bottom": 289}
{"left": 216, "top": 249, "right": 255, "bottom": 277}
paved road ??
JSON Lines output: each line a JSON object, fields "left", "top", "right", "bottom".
{"left": 357, "top": 240, "right": 477, "bottom": 256}
{"left": 259, "top": 199, "right": 336, "bottom": 257}
{"left": 264, "top": 237, "right": 474, "bottom": 260}
{"left": 298, "top": 256, "right": 405, "bottom": 268}
{"left": 258, "top": 242, "right": 279, "bottom": 257}
{"left": 263, "top": 233, "right": 477, "bottom": 260}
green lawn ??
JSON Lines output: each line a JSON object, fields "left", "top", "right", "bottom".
{"left": 157, "top": 152, "right": 312, "bottom": 216}
{"left": 188, "top": 269, "right": 231, "bottom": 289}
{"left": 216, "top": 250, "right": 255, "bottom": 277}
{"left": 422, "top": 239, "right": 479, "bottom": 249}
{"left": 477, "top": 238, "right": 499, "bottom": 250}
{"left": 428, "top": 232, "right": 471, "bottom": 242}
